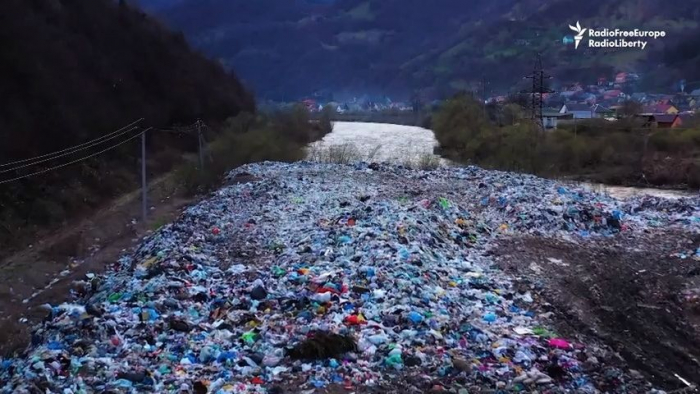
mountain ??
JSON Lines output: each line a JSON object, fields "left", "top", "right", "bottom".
{"left": 0, "top": 0, "right": 254, "bottom": 247}
{"left": 139, "top": 0, "right": 535, "bottom": 99}
{"left": 409, "top": 0, "right": 700, "bottom": 94}
{"left": 139, "top": 0, "right": 700, "bottom": 99}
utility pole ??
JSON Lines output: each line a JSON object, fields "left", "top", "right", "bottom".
{"left": 141, "top": 128, "right": 147, "bottom": 223}
{"left": 522, "top": 53, "right": 554, "bottom": 132}
{"left": 481, "top": 77, "right": 488, "bottom": 118}
{"left": 197, "top": 119, "right": 204, "bottom": 174}
{"left": 411, "top": 90, "right": 422, "bottom": 126}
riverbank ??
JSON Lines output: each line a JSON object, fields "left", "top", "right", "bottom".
{"left": 309, "top": 111, "right": 426, "bottom": 127}
{"left": 307, "top": 121, "right": 698, "bottom": 199}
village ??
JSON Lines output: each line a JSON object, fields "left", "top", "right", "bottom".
{"left": 273, "top": 71, "right": 698, "bottom": 130}
{"left": 514, "top": 72, "right": 699, "bottom": 130}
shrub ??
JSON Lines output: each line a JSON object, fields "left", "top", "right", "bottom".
{"left": 432, "top": 94, "right": 493, "bottom": 162}
{"left": 365, "top": 145, "right": 382, "bottom": 161}
{"left": 319, "top": 106, "right": 334, "bottom": 136}
{"left": 177, "top": 109, "right": 314, "bottom": 195}
{"left": 307, "top": 144, "right": 362, "bottom": 164}
{"left": 431, "top": 98, "right": 700, "bottom": 188}
{"left": 415, "top": 154, "right": 441, "bottom": 170}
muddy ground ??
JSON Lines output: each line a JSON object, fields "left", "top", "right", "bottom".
{"left": 493, "top": 230, "right": 700, "bottom": 392}
{"left": 0, "top": 175, "right": 194, "bottom": 356}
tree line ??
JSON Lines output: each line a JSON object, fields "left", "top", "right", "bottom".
{"left": 432, "top": 94, "right": 700, "bottom": 188}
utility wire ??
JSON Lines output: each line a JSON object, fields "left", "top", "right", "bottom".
{"left": 0, "top": 118, "right": 144, "bottom": 168}
{"left": 0, "top": 128, "right": 152, "bottom": 185}
{"left": 153, "top": 121, "right": 200, "bottom": 135}
{"left": 0, "top": 126, "right": 141, "bottom": 174}
{"left": 154, "top": 128, "right": 195, "bottom": 135}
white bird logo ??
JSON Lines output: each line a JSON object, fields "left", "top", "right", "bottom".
{"left": 569, "top": 21, "right": 587, "bottom": 49}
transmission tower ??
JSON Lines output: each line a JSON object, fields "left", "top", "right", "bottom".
{"left": 522, "top": 53, "right": 554, "bottom": 131}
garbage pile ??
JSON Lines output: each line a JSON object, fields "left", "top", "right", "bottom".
{"left": 2, "top": 162, "right": 698, "bottom": 394}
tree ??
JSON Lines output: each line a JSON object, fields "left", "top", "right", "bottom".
{"left": 319, "top": 106, "right": 334, "bottom": 135}
{"left": 618, "top": 100, "right": 644, "bottom": 118}
{"left": 505, "top": 93, "right": 529, "bottom": 108}
{"left": 501, "top": 104, "right": 526, "bottom": 126}
{"left": 432, "top": 94, "right": 493, "bottom": 162}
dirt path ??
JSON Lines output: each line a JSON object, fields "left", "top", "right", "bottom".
{"left": 0, "top": 174, "right": 195, "bottom": 356}
{"left": 492, "top": 231, "right": 700, "bottom": 391}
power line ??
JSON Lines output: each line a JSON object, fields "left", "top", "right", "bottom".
{"left": 0, "top": 126, "right": 141, "bottom": 175}
{"left": 0, "top": 128, "right": 152, "bottom": 185}
{"left": 0, "top": 118, "right": 144, "bottom": 168}
{"left": 153, "top": 121, "right": 200, "bottom": 136}
{"left": 522, "top": 53, "right": 554, "bottom": 131}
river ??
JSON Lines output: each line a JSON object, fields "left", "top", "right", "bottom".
{"left": 309, "top": 122, "right": 697, "bottom": 200}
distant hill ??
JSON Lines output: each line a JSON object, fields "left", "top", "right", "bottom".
{"left": 140, "top": 0, "right": 700, "bottom": 99}
{"left": 0, "top": 0, "right": 254, "bottom": 248}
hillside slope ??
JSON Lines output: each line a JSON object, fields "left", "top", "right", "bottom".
{"left": 406, "top": 0, "right": 700, "bottom": 94}
{"left": 0, "top": 0, "right": 254, "bottom": 251}
{"left": 142, "top": 0, "right": 535, "bottom": 99}
{"left": 141, "top": 0, "right": 700, "bottom": 98}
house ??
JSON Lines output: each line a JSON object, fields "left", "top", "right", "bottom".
{"left": 690, "top": 89, "right": 700, "bottom": 98}
{"left": 638, "top": 114, "right": 682, "bottom": 128}
{"left": 592, "top": 104, "right": 615, "bottom": 119}
{"left": 631, "top": 93, "right": 648, "bottom": 102}
{"left": 569, "top": 92, "right": 596, "bottom": 104}
{"left": 542, "top": 111, "right": 573, "bottom": 129}
{"left": 657, "top": 96, "right": 675, "bottom": 105}
{"left": 642, "top": 104, "right": 678, "bottom": 114}
{"left": 653, "top": 114, "right": 682, "bottom": 128}
{"left": 603, "top": 89, "right": 624, "bottom": 100}
{"left": 560, "top": 103, "right": 593, "bottom": 119}
{"left": 615, "top": 72, "right": 628, "bottom": 84}
{"left": 302, "top": 99, "right": 318, "bottom": 111}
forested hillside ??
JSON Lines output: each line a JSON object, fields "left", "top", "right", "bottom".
{"left": 0, "top": 0, "right": 254, "bottom": 252}
{"left": 141, "top": 0, "right": 700, "bottom": 98}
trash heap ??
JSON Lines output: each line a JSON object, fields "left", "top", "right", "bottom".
{"left": 2, "top": 162, "right": 698, "bottom": 394}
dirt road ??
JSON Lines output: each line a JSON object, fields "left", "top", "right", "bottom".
{"left": 0, "top": 175, "right": 193, "bottom": 356}
{"left": 494, "top": 231, "right": 700, "bottom": 390}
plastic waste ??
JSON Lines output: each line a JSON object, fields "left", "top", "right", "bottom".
{"left": 3, "top": 162, "right": 695, "bottom": 393}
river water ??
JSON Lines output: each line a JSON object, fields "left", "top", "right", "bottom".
{"left": 308, "top": 121, "right": 441, "bottom": 163}
{"left": 579, "top": 183, "right": 694, "bottom": 200}
{"left": 309, "top": 122, "right": 697, "bottom": 200}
